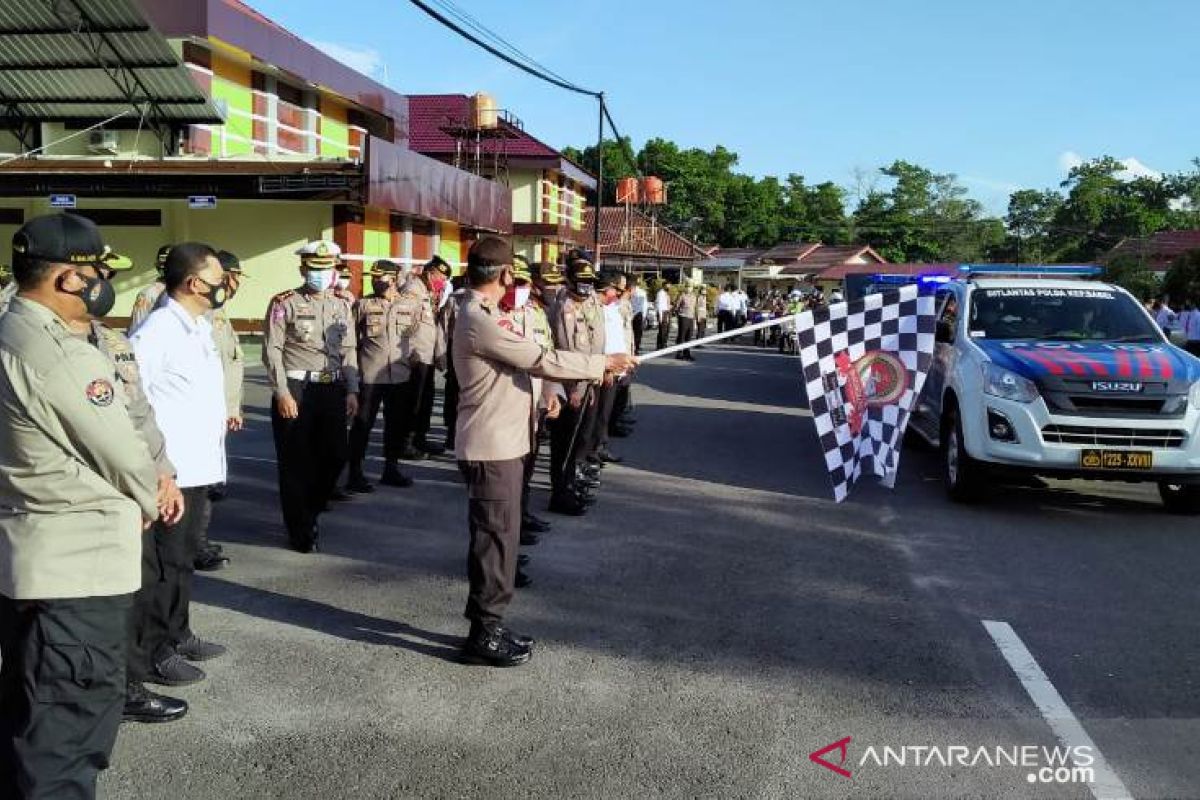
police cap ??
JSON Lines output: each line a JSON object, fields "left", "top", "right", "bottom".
{"left": 295, "top": 240, "right": 342, "bottom": 269}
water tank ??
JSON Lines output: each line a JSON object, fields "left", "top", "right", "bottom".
{"left": 641, "top": 176, "right": 666, "bottom": 204}
{"left": 470, "top": 92, "right": 498, "bottom": 129}
{"left": 616, "top": 177, "right": 640, "bottom": 204}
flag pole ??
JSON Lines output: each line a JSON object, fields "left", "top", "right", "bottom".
{"left": 638, "top": 314, "right": 799, "bottom": 362}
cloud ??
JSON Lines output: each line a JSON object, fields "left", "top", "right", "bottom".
{"left": 309, "top": 40, "right": 383, "bottom": 78}
{"left": 1057, "top": 151, "right": 1163, "bottom": 181}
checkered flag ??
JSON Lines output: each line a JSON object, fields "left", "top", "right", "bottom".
{"left": 797, "top": 284, "right": 937, "bottom": 502}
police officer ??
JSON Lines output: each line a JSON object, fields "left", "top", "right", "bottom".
{"left": 263, "top": 241, "right": 360, "bottom": 552}
{"left": 128, "top": 243, "right": 172, "bottom": 333}
{"left": 453, "top": 236, "right": 635, "bottom": 666}
{"left": 546, "top": 258, "right": 605, "bottom": 514}
{"left": 67, "top": 251, "right": 191, "bottom": 725}
{"left": 695, "top": 283, "right": 709, "bottom": 339}
{"left": 200, "top": 250, "right": 246, "bottom": 537}
{"left": 440, "top": 274, "right": 469, "bottom": 453}
{"left": 397, "top": 255, "right": 451, "bottom": 458}
{"left": 347, "top": 259, "right": 415, "bottom": 492}
{"left": 673, "top": 282, "right": 697, "bottom": 360}
{"left": 0, "top": 213, "right": 162, "bottom": 798}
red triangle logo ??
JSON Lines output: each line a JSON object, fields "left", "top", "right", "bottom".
{"left": 809, "top": 736, "right": 853, "bottom": 779}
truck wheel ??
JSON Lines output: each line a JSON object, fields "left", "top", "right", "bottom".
{"left": 942, "top": 407, "right": 985, "bottom": 503}
{"left": 1158, "top": 482, "right": 1200, "bottom": 515}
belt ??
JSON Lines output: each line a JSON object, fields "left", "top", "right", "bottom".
{"left": 286, "top": 369, "right": 343, "bottom": 384}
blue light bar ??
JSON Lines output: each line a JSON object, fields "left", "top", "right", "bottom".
{"left": 868, "top": 273, "right": 953, "bottom": 285}
{"left": 958, "top": 264, "right": 1103, "bottom": 277}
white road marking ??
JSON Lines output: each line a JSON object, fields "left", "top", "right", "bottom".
{"left": 982, "top": 619, "right": 1133, "bottom": 800}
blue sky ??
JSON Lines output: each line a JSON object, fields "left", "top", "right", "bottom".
{"left": 248, "top": 0, "right": 1199, "bottom": 214}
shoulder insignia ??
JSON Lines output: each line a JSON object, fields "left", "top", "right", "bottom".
{"left": 272, "top": 290, "right": 296, "bottom": 302}
{"left": 86, "top": 378, "right": 115, "bottom": 407}
{"left": 497, "top": 317, "right": 515, "bottom": 332}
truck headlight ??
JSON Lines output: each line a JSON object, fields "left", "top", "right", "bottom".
{"left": 1190, "top": 381, "right": 1200, "bottom": 409}
{"left": 982, "top": 363, "right": 1039, "bottom": 403}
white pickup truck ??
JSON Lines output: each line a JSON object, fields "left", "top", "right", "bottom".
{"left": 907, "top": 267, "right": 1200, "bottom": 513}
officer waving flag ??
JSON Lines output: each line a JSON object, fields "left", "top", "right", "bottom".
{"left": 797, "top": 284, "right": 937, "bottom": 502}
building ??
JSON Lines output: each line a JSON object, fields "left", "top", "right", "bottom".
{"left": 586, "top": 206, "right": 711, "bottom": 282}
{"left": 0, "top": 0, "right": 509, "bottom": 325}
{"left": 1101, "top": 230, "right": 1200, "bottom": 276}
{"left": 406, "top": 94, "right": 594, "bottom": 266}
{"left": 705, "top": 242, "right": 886, "bottom": 295}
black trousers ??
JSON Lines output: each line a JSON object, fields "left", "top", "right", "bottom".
{"left": 655, "top": 314, "right": 672, "bottom": 351}
{"left": 271, "top": 380, "right": 348, "bottom": 545}
{"left": 610, "top": 384, "right": 631, "bottom": 433}
{"left": 717, "top": 310, "right": 734, "bottom": 333}
{"left": 458, "top": 458, "right": 524, "bottom": 625}
{"left": 696, "top": 318, "right": 707, "bottom": 339}
{"left": 443, "top": 367, "right": 460, "bottom": 447}
{"left": 521, "top": 447, "right": 537, "bottom": 519}
{"left": 1, "top": 593, "right": 130, "bottom": 800}
{"left": 549, "top": 392, "right": 591, "bottom": 494}
{"left": 128, "top": 486, "right": 210, "bottom": 682}
{"left": 632, "top": 313, "right": 644, "bottom": 354}
{"left": 676, "top": 316, "right": 696, "bottom": 359}
{"left": 348, "top": 382, "right": 404, "bottom": 475}
{"left": 399, "top": 362, "right": 436, "bottom": 443}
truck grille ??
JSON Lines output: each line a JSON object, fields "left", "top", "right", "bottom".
{"left": 1041, "top": 425, "right": 1187, "bottom": 448}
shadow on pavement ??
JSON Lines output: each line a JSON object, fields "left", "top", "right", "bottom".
{"left": 194, "top": 574, "right": 465, "bottom": 663}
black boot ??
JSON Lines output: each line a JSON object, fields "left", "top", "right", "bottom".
{"left": 415, "top": 436, "right": 446, "bottom": 456}
{"left": 549, "top": 490, "right": 587, "bottom": 516}
{"left": 399, "top": 435, "right": 428, "bottom": 461}
{"left": 345, "top": 471, "right": 375, "bottom": 494}
{"left": 461, "top": 622, "right": 532, "bottom": 667}
{"left": 380, "top": 460, "right": 414, "bottom": 488}
{"left": 123, "top": 682, "right": 188, "bottom": 724}
{"left": 522, "top": 513, "right": 551, "bottom": 533}
{"left": 515, "top": 569, "right": 533, "bottom": 589}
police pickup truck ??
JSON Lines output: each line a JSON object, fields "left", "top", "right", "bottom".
{"left": 906, "top": 266, "right": 1200, "bottom": 513}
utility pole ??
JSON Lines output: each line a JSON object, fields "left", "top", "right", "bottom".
{"left": 594, "top": 93, "right": 604, "bottom": 266}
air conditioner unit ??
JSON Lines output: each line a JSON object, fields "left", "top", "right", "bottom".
{"left": 86, "top": 129, "right": 120, "bottom": 155}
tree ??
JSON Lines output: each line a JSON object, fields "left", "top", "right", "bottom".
{"left": 1103, "top": 254, "right": 1160, "bottom": 301}
{"left": 1003, "top": 189, "right": 1063, "bottom": 263}
{"left": 1161, "top": 250, "right": 1200, "bottom": 306}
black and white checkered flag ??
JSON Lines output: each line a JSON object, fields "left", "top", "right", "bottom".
{"left": 796, "top": 284, "right": 937, "bottom": 502}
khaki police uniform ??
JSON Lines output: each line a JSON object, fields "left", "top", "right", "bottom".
{"left": 0, "top": 295, "right": 160, "bottom": 799}
{"left": 210, "top": 309, "right": 244, "bottom": 420}
{"left": 347, "top": 279, "right": 418, "bottom": 482}
{"left": 128, "top": 280, "right": 164, "bottom": 333}
{"left": 453, "top": 290, "right": 605, "bottom": 627}
{"left": 674, "top": 288, "right": 697, "bottom": 359}
{"left": 263, "top": 261, "right": 359, "bottom": 551}
{"left": 440, "top": 286, "right": 468, "bottom": 451}
{"left": 546, "top": 288, "right": 605, "bottom": 497}
{"left": 397, "top": 269, "right": 444, "bottom": 453}
{"left": 695, "top": 288, "right": 709, "bottom": 338}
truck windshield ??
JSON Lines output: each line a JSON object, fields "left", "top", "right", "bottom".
{"left": 969, "top": 287, "right": 1163, "bottom": 343}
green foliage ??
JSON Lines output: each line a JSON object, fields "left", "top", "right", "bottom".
{"left": 1103, "top": 254, "right": 1160, "bottom": 301}
{"left": 1162, "top": 250, "right": 1200, "bottom": 305}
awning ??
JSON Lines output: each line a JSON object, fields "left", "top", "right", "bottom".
{"left": 0, "top": 0, "right": 222, "bottom": 125}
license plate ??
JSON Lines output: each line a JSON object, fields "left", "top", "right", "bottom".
{"left": 1079, "top": 450, "right": 1153, "bottom": 470}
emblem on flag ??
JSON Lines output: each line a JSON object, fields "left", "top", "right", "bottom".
{"left": 798, "top": 285, "right": 937, "bottom": 502}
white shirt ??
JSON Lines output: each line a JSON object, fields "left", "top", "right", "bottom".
{"left": 655, "top": 289, "right": 672, "bottom": 313}
{"left": 1156, "top": 305, "right": 1176, "bottom": 331}
{"left": 603, "top": 302, "right": 627, "bottom": 355}
{"left": 630, "top": 287, "right": 648, "bottom": 316}
{"left": 1185, "top": 311, "right": 1200, "bottom": 342}
{"left": 716, "top": 291, "right": 735, "bottom": 313}
{"left": 131, "top": 299, "right": 227, "bottom": 488}
{"left": 734, "top": 291, "right": 750, "bottom": 313}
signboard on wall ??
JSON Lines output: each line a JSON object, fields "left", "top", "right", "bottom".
{"left": 188, "top": 195, "right": 218, "bottom": 210}
{"left": 49, "top": 194, "right": 76, "bottom": 209}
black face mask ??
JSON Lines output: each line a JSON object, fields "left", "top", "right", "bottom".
{"left": 372, "top": 279, "right": 394, "bottom": 296}
{"left": 193, "top": 276, "right": 227, "bottom": 310}
{"left": 64, "top": 272, "right": 115, "bottom": 318}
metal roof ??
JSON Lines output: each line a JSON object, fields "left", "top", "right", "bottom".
{"left": 0, "top": 0, "right": 222, "bottom": 124}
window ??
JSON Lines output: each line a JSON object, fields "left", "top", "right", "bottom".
{"left": 936, "top": 289, "right": 959, "bottom": 343}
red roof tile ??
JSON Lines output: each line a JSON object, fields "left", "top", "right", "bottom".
{"left": 586, "top": 207, "right": 709, "bottom": 261}
{"left": 1103, "top": 230, "right": 1200, "bottom": 271}
{"left": 776, "top": 244, "right": 887, "bottom": 275}
{"left": 817, "top": 262, "right": 955, "bottom": 280}
{"left": 407, "top": 94, "right": 560, "bottom": 159}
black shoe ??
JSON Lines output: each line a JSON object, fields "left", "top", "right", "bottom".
{"left": 521, "top": 514, "right": 551, "bottom": 533}
{"left": 380, "top": 466, "right": 414, "bottom": 488}
{"left": 575, "top": 474, "right": 600, "bottom": 490}
{"left": 148, "top": 653, "right": 206, "bottom": 687}
{"left": 581, "top": 463, "right": 601, "bottom": 479}
{"left": 193, "top": 550, "right": 230, "bottom": 572}
{"left": 345, "top": 475, "right": 375, "bottom": 494}
{"left": 123, "top": 683, "right": 188, "bottom": 724}
{"left": 549, "top": 492, "right": 587, "bottom": 516}
{"left": 461, "top": 626, "right": 532, "bottom": 667}
{"left": 207, "top": 483, "right": 227, "bottom": 503}
{"left": 329, "top": 488, "right": 353, "bottom": 502}
{"left": 597, "top": 449, "right": 623, "bottom": 464}
{"left": 290, "top": 524, "right": 318, "bottom": 553}
{"left": 417, "top": 439, "right": 446, "bottom": 456}
{"left": 518, "top": 554, "right": 530, "bottom": 566}
{"left": 176, "top": 634, "right": 227, "bottom": 662}
{"left": 444, "top": 438, "right": 456, "bottom": 453}
{"left": 399, "top": 443, "right": 429, "bottom": 461}
{"left": 497, "top": 626, "right": 535, "bottom": 648}
{"left": 515, "top": 569, "right": 533, "bottom": 589}
{"left": 520, "top": 531, "right": 540, "bottom": 546}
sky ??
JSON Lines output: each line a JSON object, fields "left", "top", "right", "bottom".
{"left": 247, "top": 0, "right": 1199, "bottom": 214}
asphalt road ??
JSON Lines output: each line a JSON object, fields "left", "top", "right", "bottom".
{"left": 101, "top": 339, "right": 1200, "bottom": 799}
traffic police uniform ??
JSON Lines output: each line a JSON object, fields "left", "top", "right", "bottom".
{"left": 0, "top": 214, "right": 160, "bottom": 799}
{"left": 398, "top": 255, "right": 451, "bottom": 458}
{"left": 453, "top": 260, "right": 607, "bottom": 665}
{"left": 347, "top": 260, "right": 417, "bottom": 491}
{"left": 673, "top": 286, "right": 697, "bottom": 360}
{"left": 127, "top": 244, "right": 171, "bottom": 333}
{"left": 547, "top": 259, "right": 605, "bottom": 510}
{"left": 263, "top": 241, "right": 359, "bottom": 552}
